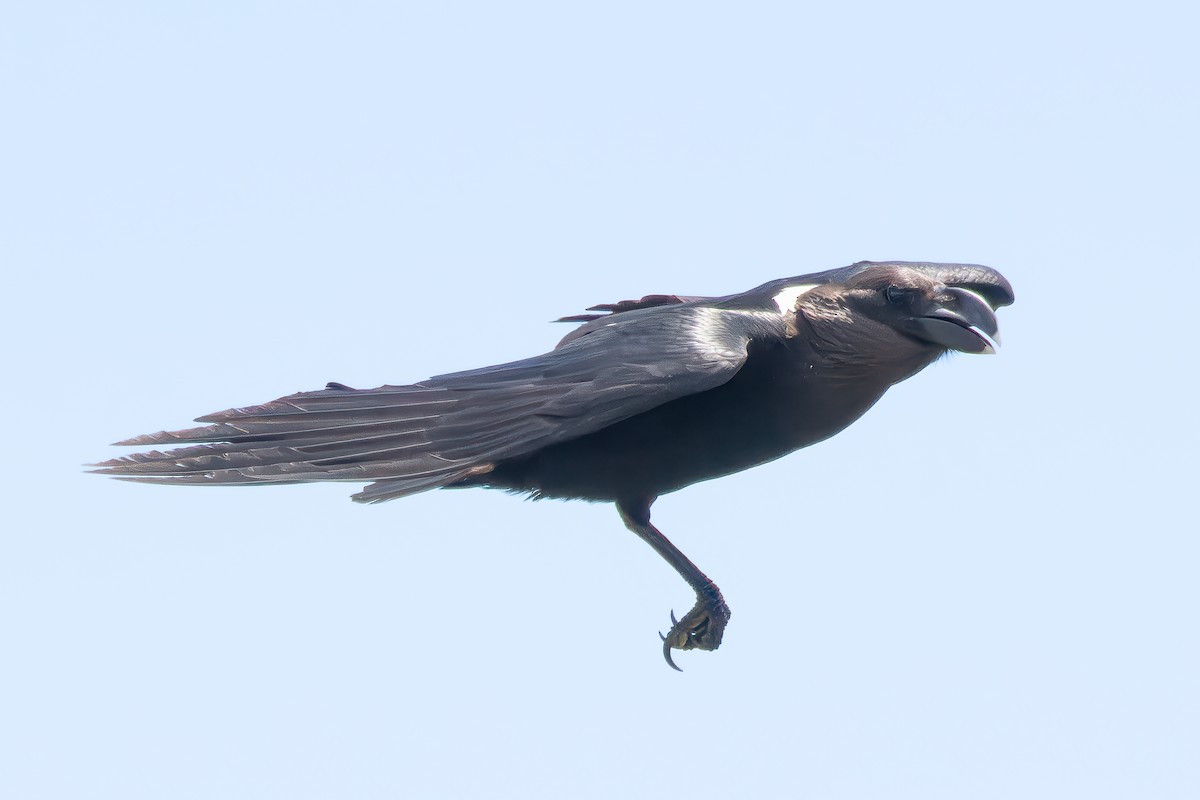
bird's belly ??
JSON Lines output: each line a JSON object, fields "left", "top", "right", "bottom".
{"left": 483, "top": 370, "right": 884, "bottom": 502}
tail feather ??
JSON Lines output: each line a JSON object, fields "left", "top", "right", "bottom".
{"left": 109, "top": 458, "right": 483, "bottom": 504}
{"left": 93, "top": 428, "right": 436, "bottom": 475}
{"left": 94, "top": 381, "right": 551, "bottom": 501}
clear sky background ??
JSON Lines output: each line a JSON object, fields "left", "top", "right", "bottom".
{"left": 3, "top": 3, "right": 1197, "bottom": 798}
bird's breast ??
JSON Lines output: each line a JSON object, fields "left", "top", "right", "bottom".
{"left": 481, "top": 346, "right": 900, "bottom": 502}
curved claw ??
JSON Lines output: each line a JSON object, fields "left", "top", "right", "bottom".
{"left": 662, "top": 637, "right": 683, "bottom": 671}
{"left": 658, "top": 590, "right": 731, "bottom": 671}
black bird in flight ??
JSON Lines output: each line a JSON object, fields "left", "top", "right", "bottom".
{"left": 95, "top": 260, "right": 1013, "bottom": 669}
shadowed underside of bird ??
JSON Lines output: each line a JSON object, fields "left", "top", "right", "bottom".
{"left": 94, "top": 260, "right": 1014, "bottom": 669}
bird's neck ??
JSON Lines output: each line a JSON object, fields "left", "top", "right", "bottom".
{"left": 795, "top": 307, "right": 943, "bottom": 386}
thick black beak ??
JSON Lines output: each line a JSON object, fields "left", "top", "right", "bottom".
{"left": 908, "top": 286, "right": 1001, "bottom": 354}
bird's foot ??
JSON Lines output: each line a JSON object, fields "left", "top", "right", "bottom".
{"left": 659, "top": 586, "right": 731, "bottom": 671}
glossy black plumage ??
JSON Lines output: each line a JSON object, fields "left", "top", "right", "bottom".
{"left": 95, "top": 260, "right": 1014, "bottom": 668}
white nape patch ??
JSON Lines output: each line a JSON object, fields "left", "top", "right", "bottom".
{"left": 772, "top": 284, "right": 819, "bottom": 315}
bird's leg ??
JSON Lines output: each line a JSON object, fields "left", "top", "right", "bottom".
{"left": 617, "top": 499, "right": 731, "bottom": 671}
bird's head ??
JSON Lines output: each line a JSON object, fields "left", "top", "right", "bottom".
{"left": 804, "top": 261, "right": 1014, "bottom": 357}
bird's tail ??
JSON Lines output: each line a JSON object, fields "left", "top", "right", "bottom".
{"left": 92, "top": 382, "right": 506, "bottom": 503}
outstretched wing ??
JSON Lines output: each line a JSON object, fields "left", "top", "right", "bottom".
{"left": 94, "top": 305, "right": 787, "bottom": 503}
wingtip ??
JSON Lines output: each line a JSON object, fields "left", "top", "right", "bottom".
{"left": 110, "top": 432, "right": 162, "bottom": 447}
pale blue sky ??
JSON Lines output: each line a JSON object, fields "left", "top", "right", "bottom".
{"left": 3, "top": 3, "right": 1197, "bottom": 798}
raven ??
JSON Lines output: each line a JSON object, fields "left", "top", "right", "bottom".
{"left": 95, "top": 260, "right": 1013, "bottom": 669}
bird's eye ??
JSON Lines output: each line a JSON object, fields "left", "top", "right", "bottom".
{"left": 884, "top": 286, "right": 911, "bottom": 306}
